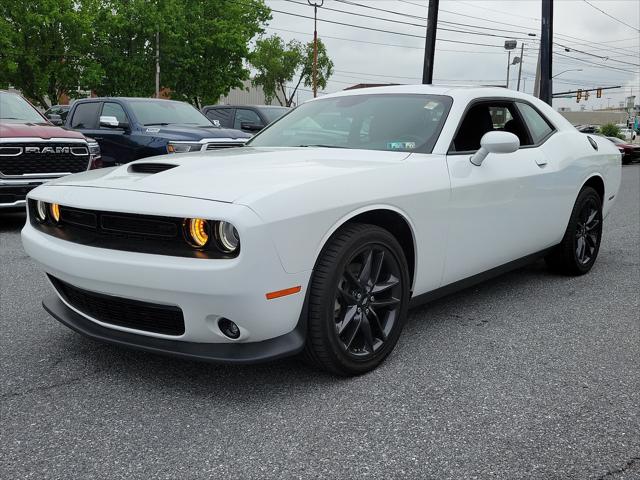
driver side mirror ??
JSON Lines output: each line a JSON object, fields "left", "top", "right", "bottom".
{"left": 470, "top": 131, "right": 520, "bottom": 166}
{"left": 100, "top": 115, "right": 129, "bottom": 130}
{"left": 48, "top": 114, "right": 63, "bottom": 126}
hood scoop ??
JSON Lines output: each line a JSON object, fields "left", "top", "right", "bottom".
{"left": 128, "top": 163, "right": 178, "bottom": 174}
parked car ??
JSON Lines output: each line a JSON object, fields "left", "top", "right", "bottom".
{"left": 576, "top": 124, "right": 598, "bottom": 134}
{"left": 202, "top": 104, "right": 290, "bottom": 134}
{"left": 0, "top": 90, "right": 100, "bottom": 211}
{"left": 605, "top": 136, "right": 640, "bottom": 164}
{"left": 23, "top": 85, "right": 621, "bottom": 375}
{"left": 618, "top": 128, "right": 637, "bottom": 142}
{"left": 43, "top": 104, "right": 70, "bottom": 126}
{"left": 65, "top": 97, "right": 251, "bottom": 168}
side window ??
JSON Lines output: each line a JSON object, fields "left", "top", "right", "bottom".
{"left": 70, "top": 102, "right": 101, "bottom": 129}
{"left": 101, "top": 102, "right": 128, "bottom": 125}
{"left": 452, "top": 102, "right": 530, "bottom": 152}
{"left": 517, "top": 103, "right": 554, "bottom": 144}
{"left": 234, "top": 109, "right": 262, "bottom": 129}
{"left": 205, "top": 108, "right": 233, "bottom": 128}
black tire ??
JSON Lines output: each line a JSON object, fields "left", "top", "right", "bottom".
{"left": 303, "top": 223, "right": 410, "bottom": 376}
{"left": 545, "top": 186, "right": 603, "bottom": 275}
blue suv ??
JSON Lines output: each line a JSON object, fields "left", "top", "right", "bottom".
{"left": 65, "top": 97, "right": 251, "bottom": 168}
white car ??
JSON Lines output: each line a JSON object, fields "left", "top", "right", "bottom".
{"left": 618, "top": 128, "right": 637, "bottom": 142}
{"left": 22, "top": 85, "right": 621, "bottom": 375}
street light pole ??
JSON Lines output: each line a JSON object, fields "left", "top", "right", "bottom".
{"left": 516, "top": 43, "right": 524, "bottom": 91}
{"left": 308, "top": 0, "right": 323, "bottom": 98}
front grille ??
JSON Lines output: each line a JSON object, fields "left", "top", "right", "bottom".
{"left": 0, "top": 142, "right": 89, "bottom": 176}
{"left": 49, "top": 275, "right": 185, "bottom": 336}
{"left": 205, "top": 142, "right": 245, "bottom": 150}
{"left": 129, "top": 163, "right": 177, "bottom": 174}
{"left": 28, "top": 200, "right": 238, "bottom": 259}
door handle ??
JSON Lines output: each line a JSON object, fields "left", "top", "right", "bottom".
{"left": 535, "top": 157, "right": 548, "bottom": 167}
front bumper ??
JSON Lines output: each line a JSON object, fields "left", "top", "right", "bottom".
{"left": 0, "top": 181, "right": 41, "bottom": 209}
{"left": 43, "top": 294, "right": 305, "bottom": 363}
{"left": 22, "top": 186, "right": 311, "bottom": 356}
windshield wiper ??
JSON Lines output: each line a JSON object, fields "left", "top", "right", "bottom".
{"left": 143, "top": 122, "right": 171, "bottom": 126}
{"left": 297, "top": 144, "right": 347, "bottom": 149}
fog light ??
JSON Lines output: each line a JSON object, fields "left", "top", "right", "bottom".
{"left": 218, "top": 318, "right": 240, "bottom": 339}
{"left": 35, "top": 200, "right": 48, "bottom": 223}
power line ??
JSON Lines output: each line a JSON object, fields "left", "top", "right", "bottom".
{"left": 581, "top": 0, "right": 640, "bottom": 33}
{"left": 282, "top": 0, "right": 537, "bottom": 41}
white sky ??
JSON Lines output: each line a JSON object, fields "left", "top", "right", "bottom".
{"left": 263, "top": 0, "right": 640, "bottom": 110}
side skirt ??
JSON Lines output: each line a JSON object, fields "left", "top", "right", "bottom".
{"left": 409, "top": 247, "right": 555, "bottom": 309}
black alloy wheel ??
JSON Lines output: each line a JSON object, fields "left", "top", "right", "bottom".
{"left": 303, "top": 223, "right": 410, "bottom": 376}
{"left": 574, "top": 197, "right": 600, "bottom": 265}
{"left": 545, "top": 186, "right": 603, "bottom": 275}
{"left": 334, "top": 245, "right": 402, "bottom": 358}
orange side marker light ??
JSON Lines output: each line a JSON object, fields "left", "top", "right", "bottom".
{"left": 266, "top": 286, "right": 302, "bottom": 300}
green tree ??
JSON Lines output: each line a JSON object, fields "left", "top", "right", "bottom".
{"left": 250, "top": 35, "right": 333, "bottom": 106}
{"left": 0, "top": 0, "right": 103, "bottom": 108}
{"left": 598, "top": 123, "right": 624, "bottom": 139}
{"left": 92, "top": 0, "right": 270, "bottom": 107}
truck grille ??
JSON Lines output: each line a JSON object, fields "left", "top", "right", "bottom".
{"left": 49, "top": 275, "right": 185, "bottom": 336}
{"left": 205, "top": 142, "right": 245, "bottom": 150}
{"left": 0, "top": 142, "right": 89, "bottom": 177}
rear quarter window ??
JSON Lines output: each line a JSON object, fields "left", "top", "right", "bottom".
{"left": 70, "top": 102, "right": 101, "bottom": 129}
{"left": 517, "top": 103, "right": 554, "bottom": 144}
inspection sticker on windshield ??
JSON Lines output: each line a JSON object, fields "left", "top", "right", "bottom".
{"left": 145, "top": 128, "right": 160, "bottom": 133}
{"left": 387, "top": 141, "right": 416, "bottom": 150}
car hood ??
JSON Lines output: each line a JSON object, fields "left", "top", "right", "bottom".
{"left": 0, "top": 121, "right": 86, "bottom": 140}
{"left": 47, "top": 147, "right": 410, "bottom": 204}
{"left": 148, "top": 124, "right": 251, "bottom": 141}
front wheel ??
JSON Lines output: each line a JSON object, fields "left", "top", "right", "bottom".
{"left": 303, "top": 224, "right": 410, "bottom": 376}
{"left": 545, "top": 186, "right": 603, "bottom": 275}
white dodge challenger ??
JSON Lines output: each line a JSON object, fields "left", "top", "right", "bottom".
{"left": 22, "top": 86, "right": 621, "bottom": 375}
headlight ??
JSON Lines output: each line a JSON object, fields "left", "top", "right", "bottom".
{"left": 86, "top": 139, "right": 102, "bottom": 169}
{"left": 50, "top": 203, "right": 61, "bottom": 223}
{"left": 184, "top": 218, "right": 210, "bottom": 248}
{"left": 216, "top": 221, "right": 239, "bottom": 253}
{"left": 167, "top": 142, "right": 202, "bottom": 153}
{"left": 35, "top": 200, "right": 48, "bottom": 223}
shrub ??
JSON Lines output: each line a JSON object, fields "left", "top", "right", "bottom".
{"left": 599, "top": 123, "right": 624, "bottom": 139}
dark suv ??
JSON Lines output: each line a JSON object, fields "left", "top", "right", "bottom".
{"left": 66, "top": 98, "right": 251, "bottom": 168}
{"left": 202, "top": 104, "right": 290, "bottom": 134}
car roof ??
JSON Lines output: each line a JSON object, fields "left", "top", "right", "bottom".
{"left": 74, "top": 97, "right": 187, "bottom": 104}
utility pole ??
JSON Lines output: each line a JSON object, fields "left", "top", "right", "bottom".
{"left": 506, "top": 50, "right": 512, "bottom": 88}
{"left": 155, "top": 30, "right": 160, "bottom": 98}
{"left": 540, "top": 0, "right": 553, "bottom": 105}
{"left": 308, "top": 0, "right": 323, "bottom": 98}
{"left": 516, "top": 43, "right": 524, "bottom": 91}
{"left": 504, "top": 40, "right": 517, "bottom": 89}
{"left": 422, "top": 0, "right": 440, "bottom": 84}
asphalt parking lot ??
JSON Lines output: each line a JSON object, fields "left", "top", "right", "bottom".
{"left": 1, "top": 166, "right": 639, "bottom": 480}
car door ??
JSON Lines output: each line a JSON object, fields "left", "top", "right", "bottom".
{"left": 442, "top": 99, "right": 554, "bottom": 285}
{"left": 96, "top": 102, "right": 137, "bottom": 166}
{"left": 233, "top": 108, "right": 264, "bottom": 133}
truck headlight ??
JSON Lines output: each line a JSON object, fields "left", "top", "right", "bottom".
{"left": 167, "top": 142, "right": 202, "bottom": 153}
{"left": 86, "top": 139, "right": 102, "bottom": 169}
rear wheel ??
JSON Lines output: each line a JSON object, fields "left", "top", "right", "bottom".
{"left": 545, "top": 186, "right": 603, "bottom": 275}
{"left": 303, "top": 224, "right": 410, "bottom": 376}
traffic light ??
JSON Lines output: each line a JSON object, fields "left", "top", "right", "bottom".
{"left": 585, "top": 91, "right": 590, "bottom": 100}
{"left": 597, "top": 88, "right": 602, "bottom": 98}
{"left": 577, "top": 89, "right": 583, "bottom": 102}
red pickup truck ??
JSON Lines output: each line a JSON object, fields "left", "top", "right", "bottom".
{"left": 0, "top": 90, "right": 100, "bottom": 210}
